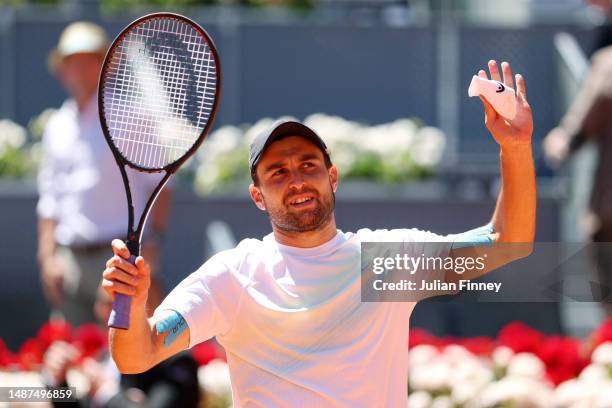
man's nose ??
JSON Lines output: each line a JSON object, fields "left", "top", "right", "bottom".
{"left": 288, "top": 169, "right": 306, "bottom": 190}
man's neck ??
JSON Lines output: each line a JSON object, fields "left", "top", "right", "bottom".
{"left": 272, "top": 216, "right": 338, "bottom": 248}
{"left": 75, "top": 90, "right": 96, "bottom": 113}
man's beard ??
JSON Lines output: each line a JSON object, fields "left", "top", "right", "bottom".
{"left": 264, "top": 187, "right": 335, "bottom": 233}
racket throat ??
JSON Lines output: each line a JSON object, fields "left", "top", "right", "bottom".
{"left": 125, "top": 235, "right": 141, "bottom": 257}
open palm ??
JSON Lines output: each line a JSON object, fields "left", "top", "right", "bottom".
{"left": 478, "top": 60, "right": 533, "bottom": 147}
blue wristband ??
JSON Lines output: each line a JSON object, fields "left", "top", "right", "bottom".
{"left": 156, "top": 310, "right": 188, "bottom": 347}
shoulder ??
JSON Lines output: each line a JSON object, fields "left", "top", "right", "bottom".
{"left": 192, "top": 237, "right": 267, "bottom": 280}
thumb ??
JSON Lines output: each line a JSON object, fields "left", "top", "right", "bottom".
{"left": 111, "top": 239, "right": 131, "bottom": 260}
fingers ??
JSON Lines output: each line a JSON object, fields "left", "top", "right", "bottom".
{"left": 501, "top": 61, "right": 514, "bottom": 89}
{"left": 102, "top": 253, "right": 151, "bottom": 300}
{"left": 101, "top": 277, "right": 136, "bottom": 297}
{"left": 478, "top": 69, "right": 487, "bottom": 79}
{"left": 515, "top": 73, "right": 527, "bottom": 100}
{"left": 111, "top": 239, "right": 131, "bottom": 260}
{"left": 106, "top": 254, "right": 138, "bottom": 276}
{"left": 488, "top": 60, "right": 502, "bottom": 82}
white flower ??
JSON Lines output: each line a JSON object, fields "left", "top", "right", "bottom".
{"left": 594, "top": 383, "right": 612, "bottom": 408}
{"left": 579, "top": 363, "right": 609, "bottom": 381}
{"left": 441, "top": 345, "right": 474, "bottom": 364}
{"left": 411, "top": 126, "right": 446, "bottom": 168}
{"left": 201, "top": 125, "right": 243, "bottom": 159}
{"left": 408, "top": 344, "right": 439, "bottom": 369}
{"left": 198, "top": 359, "right": 232, "bottom": 398}
{"left": 451, "top": 379, "right": 487, "bottom": 406}
{"left": 492, "top": 346, "right": 514, "bottom": 368}
{"left": 506, "top": 352, "right": 546, "bottom": 380}
{"left": 194, "top": 163, "right": 220, "bottom": 194}
{"left": 431, "top": 395, "right": 453, "bottom": 408}
{"left": 407, "top": 390, "right": 432, "bottom": 408}
{"left": 303, "top": 113, "right": 357, "bottom": 152}
{"left": 0, "top": 119, "right": 27, "bottom": 156}
{"left": 476, "top": 376, "right": 552, "bottom": 408}
{"left": 554, "top": 378, "right": 612, "bottom": 408}
{"left": 554, "top": 379, "right": 586, "bottom": 407}
{"left": 409, "top": 360, "right": 451, "bottom": 392}
{"left": 0, "top": 370, "right": 44, "bottom": 387}
{"left": 449, "top": 357, "right": 494, "bottom": 389}
{"left": 592, "top": 342, "right": 612, "bottom": 366}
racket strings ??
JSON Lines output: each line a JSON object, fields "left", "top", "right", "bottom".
{"left": 102, "top": 16, "right": 217, "bottom": 169}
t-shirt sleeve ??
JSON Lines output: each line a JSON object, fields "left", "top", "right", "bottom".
{"left": 357, "top": 227, "right": 451, "bottom": 259}
{"left": 154, "top": 252, "right": 246, "bottom": 348}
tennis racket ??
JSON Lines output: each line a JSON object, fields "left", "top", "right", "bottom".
{"left": 98, "top": 13, "right": 221, "bottom": 329}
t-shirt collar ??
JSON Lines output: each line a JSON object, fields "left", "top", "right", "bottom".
{"left": 264, "top": 229, "right": 345, "bottom": 257}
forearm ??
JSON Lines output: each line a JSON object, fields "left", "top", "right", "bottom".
{"left": 109, "top": 305, "right": 156, "bottom": 373}
{"left": 491, "top": 144, "right": 536, "bottom": 243}
{"left": 38, "top": 218, "right": 58, "bottom": 262}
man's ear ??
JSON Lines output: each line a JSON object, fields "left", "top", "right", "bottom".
{"left": 249, "top": 183, "right": 266, "bottom": 211}
{"left": 329, "top": 165, "right": 339, "bottom": 192}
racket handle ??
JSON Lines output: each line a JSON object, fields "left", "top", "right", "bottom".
{"left": 108, "top": 254, "right": 136, "bottom": 329}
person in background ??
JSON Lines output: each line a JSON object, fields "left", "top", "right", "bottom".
{"left": 37, "top": 22, "right": 171, "bottom": 326}
{"left": 543, "top": 30, "right": 612, "bottom": 314}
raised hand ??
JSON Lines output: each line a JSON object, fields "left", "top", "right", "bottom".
{"left": 478, "top": 60, "right": 533, "bottom": 148}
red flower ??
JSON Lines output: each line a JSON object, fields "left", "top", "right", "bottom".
{"left": 192, "top": 340, "right": 225, "bottom": 366}
{"left": 459, "top": 336, "right": 496, "bottom": 356}
{"left": 73, "top": 324, "right": 107, "bottom": 361}
{"left": 37, "top": 320, "right": 72, "bottom": 351}
{"left": 408, "top": 328, "right": 440, "bottom": 348}
{"left": 498, "top": 321, "right": 545, "bottom": 354}
{"left": 536, "top": 336, "right": 587, "bottom": 386}
{"left": 0, "top": 338, "right": 17, "bottom": 368}
{"left": 17, "top": 338, "right": 44, "bottom": 371}
{"left": 592, "top": 318, "right": 612, "bottom": 348}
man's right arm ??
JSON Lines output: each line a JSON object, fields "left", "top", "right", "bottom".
{"left": 102, "top": 240, "right": 190, "bottom": 374}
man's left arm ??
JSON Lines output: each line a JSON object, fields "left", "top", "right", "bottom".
{"left": 450, "top": 60, "right": 535, "bottom": 277}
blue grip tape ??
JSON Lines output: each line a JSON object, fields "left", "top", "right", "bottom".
{"left": 156, "top": 310, "right": 188, "bottom": 347}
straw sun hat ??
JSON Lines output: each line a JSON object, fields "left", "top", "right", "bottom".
{"left": 47, "top": 22, "right": 108, "bottom": 72}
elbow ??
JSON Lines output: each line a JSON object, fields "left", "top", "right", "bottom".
{"left": 110, "top": 349, "right": 154, "bottom": 374}
{"left": 505, "top": 240, "right": 534, "bottom": 262}
{"left": 112, "top": 356, "right": 152, "bottom": 374}
{"left": 495, "top": 234, "right": 534, "bottom": 261}
{"left": 515, "top": 242, "right": 534, "bottom": 260}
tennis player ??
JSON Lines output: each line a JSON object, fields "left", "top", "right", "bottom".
{"left": 102, "top": 60, "right": 534, "bottom": 406}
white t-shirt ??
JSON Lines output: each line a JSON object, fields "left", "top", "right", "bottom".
{"left": 37, "top": 97, "right": 160, "bottom": 246}
{"left": 156, "top": 228, "right": 448, "bottom": 407}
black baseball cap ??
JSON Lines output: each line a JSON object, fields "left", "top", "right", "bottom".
{"left": 249, "top": 119, "right": 330, "bottom": 178}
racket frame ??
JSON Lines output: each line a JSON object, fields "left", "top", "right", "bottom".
{"left": 97, "top": 12, "right": 222, "bottom": 327}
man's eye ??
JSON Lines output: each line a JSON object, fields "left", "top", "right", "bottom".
{"left": 302, "top": 162, "right": 314, "bottom": 168}
{"left": 273, "top": 169, "right": 285, "bottom": 176}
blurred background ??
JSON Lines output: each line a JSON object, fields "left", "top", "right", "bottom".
{"left": 1, "top": 0, "right": 612, "bottom": 405}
